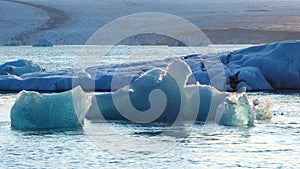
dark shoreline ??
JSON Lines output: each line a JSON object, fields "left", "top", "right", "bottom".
{"left": 1, "top": 0, "right": 68, "bottom": 45}
{"left": 203, "top": 28, "right": 300, "bottom": 44}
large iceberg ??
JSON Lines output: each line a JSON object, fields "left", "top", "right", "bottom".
{"left": 1, "top": 41, "right": 299, "bottom": 92}
{"left": 86, "top": 60, "right": 271, "bottom": 126}
{"left": 33, "top": 38, "right": 54, "bottom": 47}
{"left": 222, "top": 40, "right": 300, "bottom": 90}
{"left": 0, "top": 59, "right": 45, "bottom": 76}
{"left": 10, "top": 86, "right": 87, "bottom": 130}
{"left": 9, "top": 60, "right": 272, "bottom": 128}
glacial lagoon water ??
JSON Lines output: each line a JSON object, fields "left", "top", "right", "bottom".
{"left": 0, "top": 45, "right": 299, "bottom": 168}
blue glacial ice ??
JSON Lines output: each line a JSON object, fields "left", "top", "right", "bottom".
{"left": 221, "top": 40, "right": 300, "bottom": 90}
{"left": 215, "top": 93, "right": 254, "bottom": 127}
{"left": 86, "top": 60, "right": 271, "bottom": 126}
{"left": 9, "top": 60, "right": 272, "bottom": 128}
{"left": 10, "top": 86, "right": 87, "bottom": 130}
{"left": 1, "top": 40, "right": 299, "bottom": 92}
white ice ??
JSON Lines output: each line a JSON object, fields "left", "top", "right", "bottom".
{"left": 0, "top": 59, "right": 45, "bottom": 76}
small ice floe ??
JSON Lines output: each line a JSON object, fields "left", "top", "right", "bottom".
{"left": 10, "top": 86, "right": 87, "bottom": 130}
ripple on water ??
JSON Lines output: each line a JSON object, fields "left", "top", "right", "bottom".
{"left": 0, "top": 90, "right": 300, "bottom": 168}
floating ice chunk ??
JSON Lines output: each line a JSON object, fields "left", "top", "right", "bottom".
{"left": 86, "top": 61, "right": 185, "bottom": 123}
{"left": 33, "top": 38, "right": 54, "bottom": 47}
{"left": 10, "top": 86, "right": 87, "bottom": 130}
{"left": 215, "top": 93, "right": 255, "bottom": 127}
{"left": 0, "top": 59, "right": 45, "bottom": 76}
{"left": 251, "top": 98, "right": 273, "bottom": 120}
{"left": 86, "top": 59, "right": 264, "bottom": 127}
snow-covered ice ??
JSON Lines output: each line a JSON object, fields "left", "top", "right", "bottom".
{"left": 0, "top": 59, "right": 45, "bottom": 76}
{"left": 10, "top": 86, "right": 87, "bottom": 129}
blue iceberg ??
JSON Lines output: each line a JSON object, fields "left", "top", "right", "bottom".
{"left": 10, "top": 86, "right": 87, "bottom": 130}
{"left": 86, "top": 60, "right": 270, "bottom": 126}
{"left": 215, "top": 93, "right": 254, "bottom": 127}
{"left": 222, "top": 40, "right": 300, "bottom": 90}
{"left": 1, "top": 41, "right": 300, "bottom": 92}
{"left": 9, "top": 60, "right": 272, "bottom": 128}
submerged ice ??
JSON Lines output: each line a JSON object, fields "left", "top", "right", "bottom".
{"left": 10, "top": 86, "right": 87, "bottom": 129}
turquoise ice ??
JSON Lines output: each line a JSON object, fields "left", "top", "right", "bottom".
{"left": 10, "top": 86, "right": 86, "bottom": 129}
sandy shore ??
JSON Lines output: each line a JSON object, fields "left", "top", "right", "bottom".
{"left": 1, "top": 0, "right": 300, "bottom": 45}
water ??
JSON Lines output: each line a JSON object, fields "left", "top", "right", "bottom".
{"left": 0, "top": 45, "right": 299, "bottom": 168}
{"left": 0, "top": 45, "right": 249, "bottom": 70}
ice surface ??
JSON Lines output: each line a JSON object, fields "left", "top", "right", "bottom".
{"left": 86, "top": 61, "right": 188, "bottom": 123}
{"left": 33, "top": 38, "right": 54, "bottom": 47}
{"left": 10, "top": 86, "right": 87, "bottom": 129}
{"left": 1, "top": 41, "right": 299, "bottom": 91}
{"left": 227, "top": 40, "right": 300, "bottom": 89}
{"left": 7, "top": 60, "right": 272, "bottom": 128}
{"left": 0, "top": 59, "right": 45, "bottom": 76}
{"left": 86, "top": 60, "right": 267, "bottom": 126}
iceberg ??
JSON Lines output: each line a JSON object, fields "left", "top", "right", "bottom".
{"left": 215, "top": 93, "right": 254, "bottom": 127}
{"left": 10, "top": 86, "right": 87, "bottom": 130}
{"left": 86, "top": 60, "right": 270, "bottom": 126}
{"left": 33, "top": 38, "right": 54, "bottom": 47}
{"left": 225, "top": 40, "right": 300, "bottom": 90}
{"left": 0, "top": 59, "right": 45, "bottom": 76}
{"left": 8, "top": 60, "right": 272, "bottom": 128}
{"left": 5, "top": 40, "right": 22, "bottom": 46}
{"left": 1, "top": 41, "right": 299, "bottom": 92}
{"left": 252, "top": 98, "right": 273, "bottom": 121}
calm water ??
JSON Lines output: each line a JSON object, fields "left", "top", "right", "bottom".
{"left": 0, "top": 45, "right": 299, "bottom": 168}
